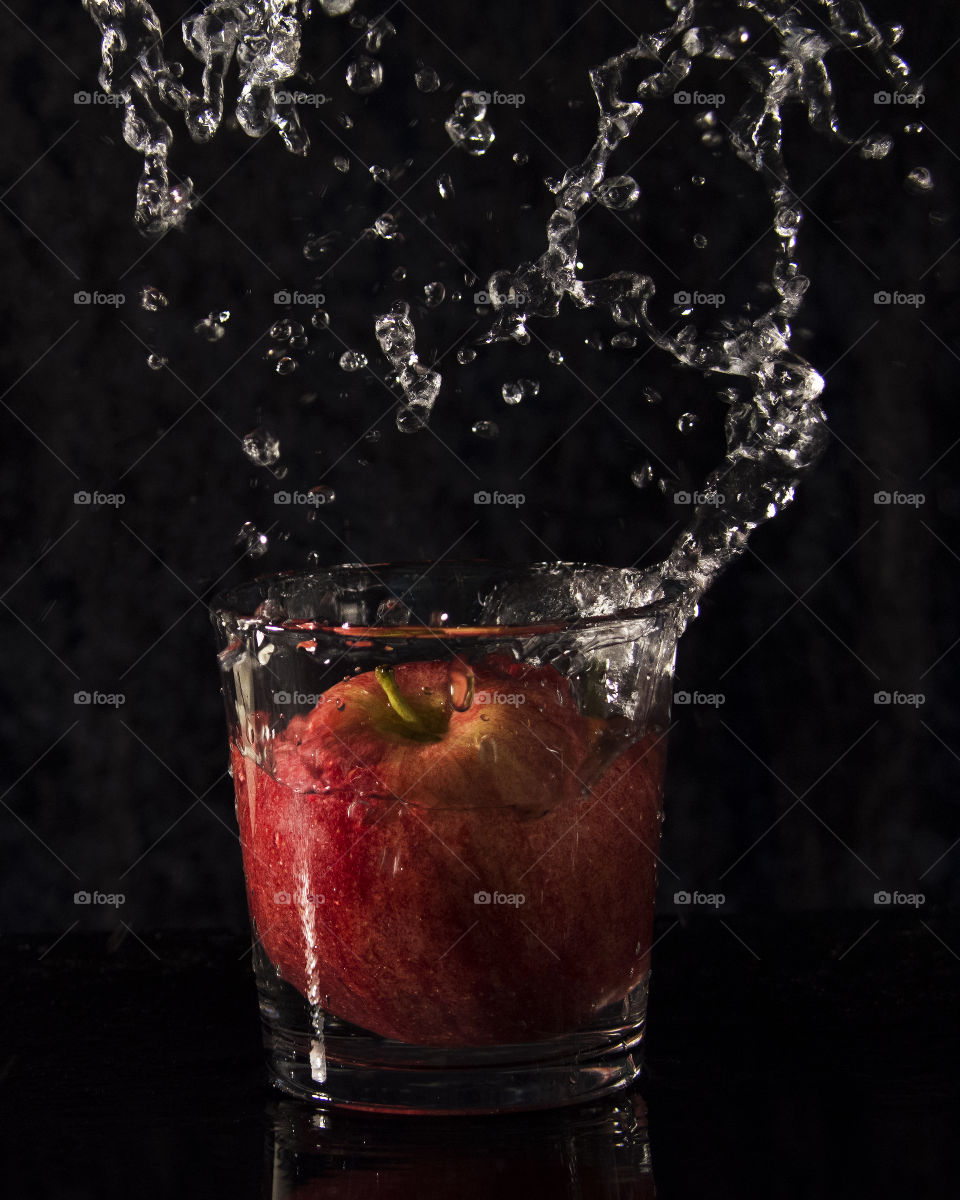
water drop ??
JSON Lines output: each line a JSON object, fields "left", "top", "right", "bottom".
{"left": 311, "top": 310, "right": 330, "bottom": 329}
{"left": 693, "top": 233, "right": 708, "bottom": 249}
{"left": 320, "top": 0, "right": 355, "bottom": 14}
{"left": 310, "top": 484, "right": 336, "bottom": 505}
{"left": 146, "top": 352, "right": 167, "bottom": 370}
{"left": 774, "top": 207, "right": 802, "bottom": 238}
{"left": 364, "top": 429, "right": 381, "bottom": 443}
{"left": 512, "top": 151, "right": 529, "bottom": 165}
{"left": 271, "top": 319, "right": 293, "bottom": 340}
{"left": 471, "top": 420, "right": 499, "bottom": 439}
{"left": 243, "top": 427, "right": 280, "bottom": 467}
{"left": 905, "top": 167, "right": 934, "bottom": 194}
{"left": 610, "top": 333, "right": 637, "bottom": 349}
{"left": 415, "top": 66, "right": 439, "bottom": 92}
{"left": 336, "top": 112, "right": 354, "bottom": 130}
{"left": 630, "top": 462, "right": 654, "bottom": 489}
{"left": 364, "top": 16, "right": 395, "bottom": 52}
{"left": 437, "top": 172, "right": 455, "bottom": 200}
{"left": 236, "top": 521, "right": 268, "bottom": 558}
{"left": 457, "top": 346, "right": 476, "bottom": 365}
{"left": 447, "top": 661, "right": 475, "bottom": 712}
{"left": 860, "top": 134, "right": 893, "bottom": 160}
{"left": 369, "top": 164, "right": 390, "bottom": 185}
{"left": 547, "top": 349, "right": 564, "bottom": 365}
{"left": 502, "top": 381, "right": 523, "bottom": 405}
{"left": 903, "top": 123, "right": 924, "bottom": 136}
{"left": 276, "top": 356, "right": 297, "bottom": 375}
{"left": 373, "top": 212, "right": 399, "bottom": 239}
{"left": 392, "top": 266, "right": 407, "bottom": 282}
{"left": 194, "top": 313, "right": 225, "bottom": 342}
{"left": 140, "top": 286, "right": 167, "bottom": 312}
{"left": 445, "top": 92, "right": 495, "bottom": 156}
{"left": 346, "top": 55, "right": 383, "bottom": 95}
{"left": 339, "top": 350, "right": 368, "bottom": 372}
{"left": 332, "top": 155, "right": 351, "bottom": 174}
{"left": 597, "top": 175, "right": 640, "bottom": 209}
{"left": 643, "top": 386, "right": 661, "bottom": 405}
{"left": 423, "top": 281, "right": 446, "bottom": 308}
{"left": 691, "top": 174, "right": 706, "bottom": 186}
{"left": 677, "top": 412, "right": 698, "bottom": 435}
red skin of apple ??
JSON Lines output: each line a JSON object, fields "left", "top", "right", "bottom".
{"left": 233, "top": 654, "right": 666, "bottom": 1046}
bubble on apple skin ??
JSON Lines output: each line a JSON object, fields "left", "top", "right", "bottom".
{"left": 447, "top": 661, "right": 475, "bottom": 712}
{"left": 243, "top": 427, "right": 281, "bottom": 467}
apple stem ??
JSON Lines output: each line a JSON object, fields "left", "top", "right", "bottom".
{"left": 375, "top": 665, "right": 432, "bottom": 733}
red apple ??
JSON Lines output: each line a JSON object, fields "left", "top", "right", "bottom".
{"left": 233, "top": 654, "right": 666, "bottom": 1046}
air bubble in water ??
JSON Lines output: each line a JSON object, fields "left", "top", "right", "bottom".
{"left": 415, "top": 66, "right": 439, "bottom": 92}
{"left": 237, "top": 522, "right": 268, "bottom": 558}
{"left": 677, "top": 412, "right": 698, "bottom": 435}
{"left": 146, "top": 353, "right": 167, "bottom": 370}
{"left": 346, "top": 55, "right": 383, "bottom": 94}
{"left": 243, "top": 427, "right": 280, "bottom": 467}
{"left": 597, "top": 175, "right": 640, "bottom": 209}
{"left": 140, "top": 286, "right": 167, "bottom": 312}
{"left": 905, "top": 167, "right": 934, "bottom": 193}
{"left": 340, "top": 350, "right": 368, "bottom": 372}
{"left": 471, "top": 420, "right": 499, "bottom": 439}
{"left": 437, "top": 173, "right": 455, "bottom": 200}
{"left": 630, "top": 462, "right": 654, "bottom": 489}
{"left": 276, "top": 356, "right": 297, "bottom": 375}
{"left": 424, "top": 281, "right": 446, "bottom": 307}
{"left": 457, "top": 346, "right": 476, "bottom": 364}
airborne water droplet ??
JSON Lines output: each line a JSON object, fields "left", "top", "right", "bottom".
{"left": 243, "top": 427, "right": 280, "bottom": 467}
{"left": 905, "top": 167, "right": 934, "bottom": 193}
{"left": 457, "top": 346, "right": 476, "bottom": 364}
{"left": 501, "top": 381, "right": 523, "bottom": 405}
{"left": 693, "top": 233, "right": 708, "bottom": 249}
{"left": 423, "top": 281, "right": 446, "bottom": 307}
{"left": 547, "top": 349, "right": 564, "bottom": 365}
{"left": 512, "top": 151, "right": 529, "bottom": 165}
{"left": 275, "top": 356, "right": 297, "bottom": 375}
{"left": 320, "top": 0, "right": 356, "bottom": 14}
{"left": 630, "top": 462, "right": 654, "bottom": 489}
{"left": 346, "top": 55, "right": 383, "bottom": 95}
{"left": 236, "top": 521, "right": 268, "bottom": 558}
{"left": 471, "top": 420, "right": 499, "bottom": 439}
{"left": 146, "top": 352, "right": 167, "bottom": 370}
{"left": 596, "top": 175, "right": 640, "bottom": 209}
{"left": 332, "top": 155, "right": 351, "bottom": 174}
{"left": 415, "top": 66, "right": 439, "bottom": 92}
{"left": 677, "top": 412, "right": 698, "bottom": 435}
{"left": 140, "top": 286, "right": 168, "bottom": 312}
{"left": 437, "top": 173, "right": 455, "bottom": 200}
{"left": 859, "top": 134, "right": 893, "bottom": 160}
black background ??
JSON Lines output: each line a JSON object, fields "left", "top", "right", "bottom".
{"left": 1, "top": 0, "right": 958, "bottom": 952}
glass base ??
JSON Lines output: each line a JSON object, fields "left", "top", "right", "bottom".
{"left": 255, "top": 943, "right": 650, "bottom": 1114}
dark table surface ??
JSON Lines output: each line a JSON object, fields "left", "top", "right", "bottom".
{"left": 3, "top": 915, "right": 958, "bottom": 1199}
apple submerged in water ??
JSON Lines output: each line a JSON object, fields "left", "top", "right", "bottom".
{"left": 232, "top": 653, "right": 666, "bottom": 1046}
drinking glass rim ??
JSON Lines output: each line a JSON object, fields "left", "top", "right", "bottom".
{"left": 210, "top": 560, "right": 683, "bottom": 639}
